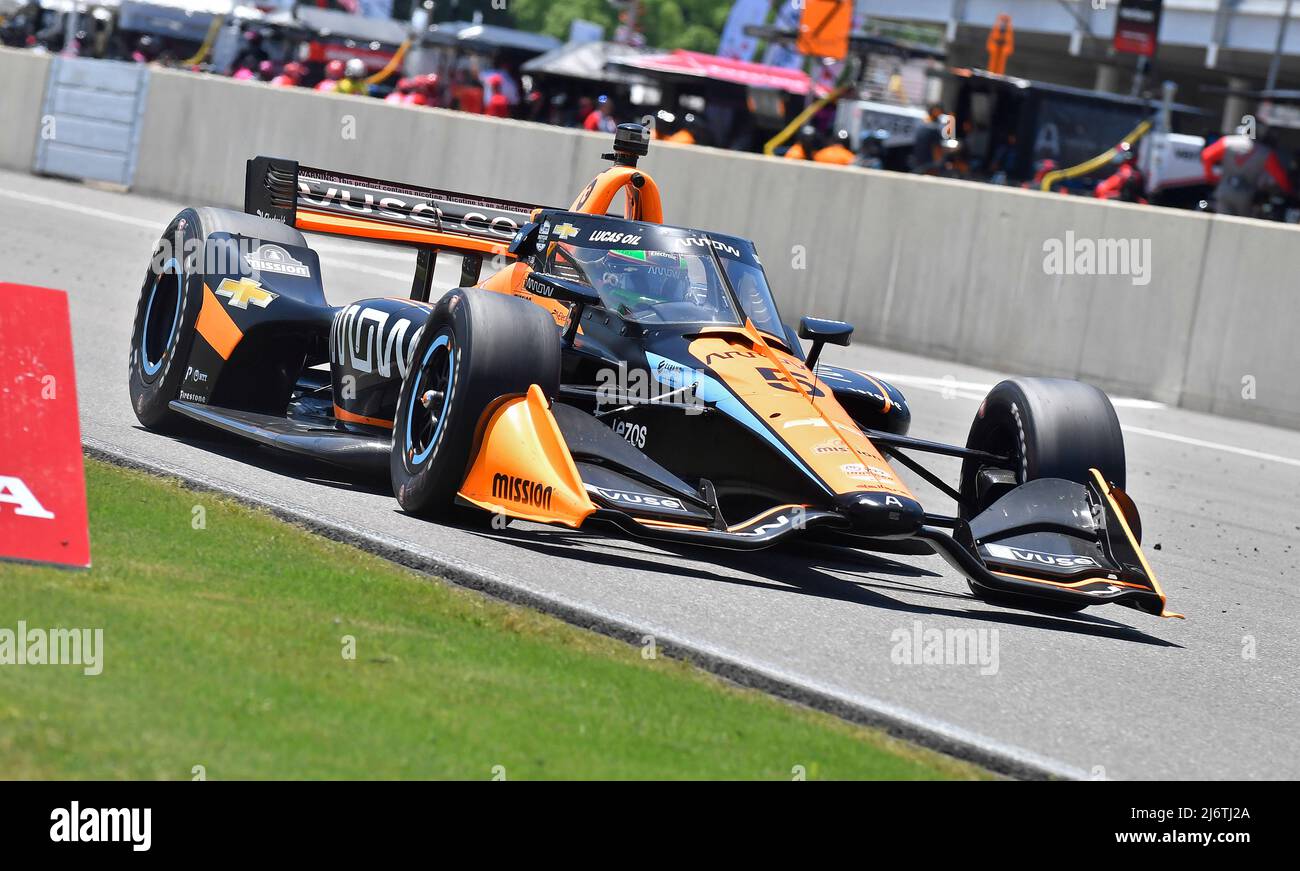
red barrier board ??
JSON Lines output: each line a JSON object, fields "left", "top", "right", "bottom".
{"left": 0, "top": 284, "right": 90, "bottom": 568}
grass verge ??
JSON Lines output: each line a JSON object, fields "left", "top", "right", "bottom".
{"left": 0, "top": 459, "right": 988, "bottom": 780}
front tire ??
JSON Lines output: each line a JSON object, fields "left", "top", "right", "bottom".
{"left": 960, "top": 377, "right": 1125, "bottom": 520}
{"left": 128, "top": 210, "right": 203, "bottom": 431}
{"left": 959, "top": 377, "right": 1127, "bottom": 613}
{"left": 390, "top": 289, "right": 561, "bottom": 518}
{"left": 127, "top": 207, "right": 307, "bottom": 431}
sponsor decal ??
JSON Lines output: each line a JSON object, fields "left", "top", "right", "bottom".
{"left": 984, "top": 543, "right": 1100, "bottom": 568}
{"left": 589, "top": 229, "right": 642, "bottom": 245}
{"left": 814, "top": 438, "right": 849, "bottom": 454}
{"left": 586, "top": 485, "right": 686, "bottom": 513}
{"left": 598, "top": 360, "right": 704, "bottom": 415}
{"left": 329, "top": 304, "right": 423, "bottom": 380}
{"left": 184, "top": 366, "right": 208, "bottom": 384}
{"left": 492, "top": 473, "right": 554, "bottom": 510}
{"left": 842, "top": 462, "right": 893, "bottom": 480}
{"left": 609, "top": 419, "right": 647, "bottom": 449}
{"left": 244, "top": 244, "right": 310, "bottom": 278}
{"left": 553, "top": 222, "right": 580, "bottom": 240}
{"left": 297, "top": 180, "right": 521, "bottom": 238}
{"left": 178, "top": 390, "right": 208, "bottom": 404}
{"left": 537, "top": 221, "right": 551, "bottom": 244}
{"left": 703, "top": 349, "right": 761, "bottom": 365}
{"left": 524, "top": 275, "right": 560, "bottom": 298}
{"left": 682, "top": 236, "right": 741, "bottom": 258}
{"left": 655, "top": 358, "right": 693, "bottom": 383}
{"left": 215, "top": 277, "right": 278, "bottom": 310}
{"left": 736, "top": 513, "right": 791, "bottom": 537}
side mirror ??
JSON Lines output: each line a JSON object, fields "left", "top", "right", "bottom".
{"left": 524, "top": 272, "right": 603, "bottom": 344}
{"left": 524, "top": 272, "right": 602, "bottom": 307}
{"left": 798, "top": 317, "right": 853, "bottom": 368}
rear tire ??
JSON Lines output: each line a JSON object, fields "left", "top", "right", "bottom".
{"left": 390, "top": 289, "right": 561, "bottom": 518}
{"left": 959, "top": 377, "right": 1127, "bottom": 613}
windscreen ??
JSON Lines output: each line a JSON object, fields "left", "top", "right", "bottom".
{"left": 537, "top": 217, "right": 786, "bottom": 339}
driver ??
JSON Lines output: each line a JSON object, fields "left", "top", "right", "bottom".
{"left": 571, "top": 248, "right": 696, "bottom": 317}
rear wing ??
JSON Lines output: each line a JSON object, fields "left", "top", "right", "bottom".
{"left": 243, "top": 156, "right": 544, "bottom": 297}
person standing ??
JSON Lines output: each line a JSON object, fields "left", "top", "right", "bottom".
{"left": 813, "top": 129, "right": 856, "bottom": 165}
{"left": 583, "top": 96, "right": 617, "bottom": 133}
{"left": 315, "top": 59, "right": 345, "bottom": 92}
{"left": 334, "top": 59, "right": 369, "bottom": 95}
{"left": 1201, "top": 129, "right": 1293, "bottom": 217}
{"left": 910, "top": 104, "right": 947, "bottom": 174}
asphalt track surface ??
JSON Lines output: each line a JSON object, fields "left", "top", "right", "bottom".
{"left": 4, "top": 168, "right": 1299, "bottom": 780}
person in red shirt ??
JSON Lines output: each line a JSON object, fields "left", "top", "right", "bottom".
{"left": 415, "top": 74, "right": 439, "bottom": 107}
{"left": 315, "top": 59, "right": 345, "bottom": 92}
{"left": 385, "top": 78, "right": 414, "bottom": 104}
{"left": 583, "top": 96, "right": 616, "bottom": 133}
{"left": 1201, "top": 130, "right": 1293, "bottom": 216}
{"left": 484, "top": 73, "right": 510, "bottom": 118}
{"left": 269, "top": 62, "right": 305, "bottom": 88}
{"left": 1094, "top": 142, "right": 1147, "bottom": 203}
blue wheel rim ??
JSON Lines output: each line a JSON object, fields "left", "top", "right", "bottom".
{"left": 141, "top": 258, "right": 182, "bottom": 377}
{"left": 406, "top": 331, "right": 455, "bottom": 466}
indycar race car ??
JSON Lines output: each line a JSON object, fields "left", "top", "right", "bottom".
{"left": 128, "top": 123, "right": 1178, "bottom": 618}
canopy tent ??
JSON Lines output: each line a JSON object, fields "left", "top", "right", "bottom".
{"left": 608, "top": 49, "right": 828, "bottom": 97}
{"left": 521, "top": 39, "right": 655, "bottom": 86}
{"left": 266, "top": 5, "right": 408, "bottom": 48}
{"left": 421, "top": 19, "right": 558, "bottom": 57}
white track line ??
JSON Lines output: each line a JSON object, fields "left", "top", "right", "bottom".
{"left": 1, "top": 186, "right": 160, "bottom": 229}
{"left": 1120, "top": 425, "right": 1300, "bottom": 469}
{"left": 874, "top": 372, "right": 1166, "bottom": 409}
{"left": 0, "top": 186, "right": 411, "bottom": 281}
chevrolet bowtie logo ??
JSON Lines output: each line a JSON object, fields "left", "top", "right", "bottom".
{"left": 215, "top": 277, "right": 278, "bottom": 309}
{"left": 553, "top": 222, "right": 580, "bottom": 240}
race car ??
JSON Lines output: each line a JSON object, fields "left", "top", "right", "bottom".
{"left": 128, "top": 123, "right": 1178, "bottom": 618}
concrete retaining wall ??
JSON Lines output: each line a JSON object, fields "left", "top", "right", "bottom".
{"left": 5, "top": 51, "right": 1297, "bottom": 428}
{"left": 0, "top": 48, "right": 52, "bottom": 173}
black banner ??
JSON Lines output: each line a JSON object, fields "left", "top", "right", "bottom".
{"left": 1114, "top": 0, "right": 1164, "bottom": 57}
{"left": 0, "top": 781, "right": 1278, "bottom": 858}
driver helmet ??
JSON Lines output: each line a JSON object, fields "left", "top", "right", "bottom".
{"left": 594, "top": 249, "right": 690, "bottom": 314}
{"left": 344, "top": 58, "right": 366, "bottom": 79}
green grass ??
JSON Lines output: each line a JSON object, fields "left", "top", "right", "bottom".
{"left": 0, "top": 460, "right": 987, "bottom": 780}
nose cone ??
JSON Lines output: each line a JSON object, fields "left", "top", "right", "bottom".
{"left": 834, "top": 492, "right": 925, "bottom": 538}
